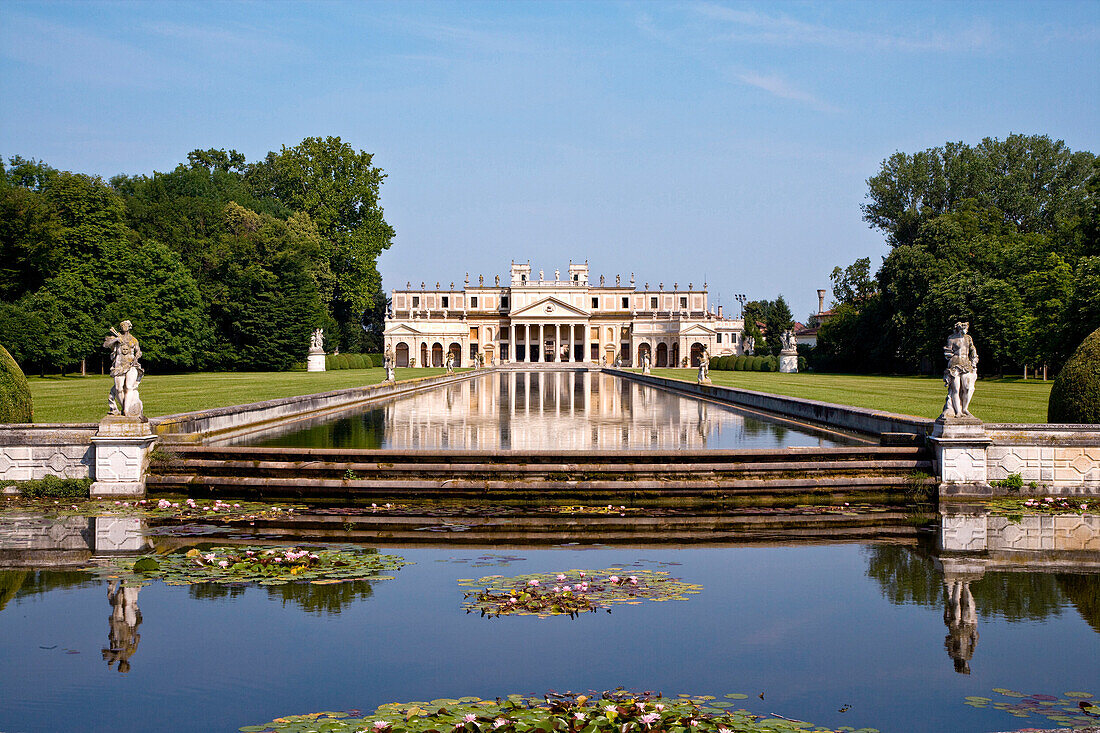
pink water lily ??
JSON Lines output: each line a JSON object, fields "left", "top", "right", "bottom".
{"left": 609, "top": 575, "right": 620, "bottom": 584}
{"left": 556, "top": 573, "right": 567, "bottom": 581}
{"left": 464, "top": 713, "right": 478, "bottom": 723}
{"left": 528, "top": 579, "right": 539, "bottom": 586}
{"left": 373, "top": 721, "right": 389, "bottom": 730}
{"left": 640, "top": 713, "right": 660, "bottom": 727}
{"left": 492, "top": 718, "right": 509, "bottom": 729}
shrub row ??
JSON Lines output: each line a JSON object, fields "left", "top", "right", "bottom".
{"left": 324, "top": 353, "right": 377, "bottom": 370}
{"left": 711, "top": 354, "right": 778, "bottom": 372}
{"left": 12, "top": 474, "right": 92, "bottom": 499}
{"left": 0, "top": 344, "right": 32, "bottom": 422}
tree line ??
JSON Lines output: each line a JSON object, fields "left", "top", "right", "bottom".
{"left": 0, "top": 137, "right": 394, "bottom": 374}
{"left": 814, "top": 134, "right": 1099, "bottom": 375}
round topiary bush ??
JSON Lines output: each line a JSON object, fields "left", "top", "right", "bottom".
{"left": 734, "top": 356, "right": 747, "bottom": 371}
{"left": 350, "top": 354, "right": 366, "bottom": 369}
{"left": 1048, "top": 327, "right": 1100, "bottom": 424}
{"left": 761, "top": 356, "right": 776, "bottom": 372}
{"left": 749, "top": 356, "right": 762, "bottom": 371}
{"left": 363, "top": 354, "right": 376, "bottom": 368}
{"left": 0, "top": 344, "right": 32, "bottom": 423}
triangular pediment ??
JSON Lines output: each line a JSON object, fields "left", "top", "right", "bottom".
{"left": 681, "top": 323, "right": 717, "bottom": 336}
{"left": 386, "top": 323, "right": 424, "bottom": 335}
{"left": 511, "top": 296, "right": 589, "bottom": 319}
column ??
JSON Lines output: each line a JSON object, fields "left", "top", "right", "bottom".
{"left": 537, "top": 323, "right": 544, "bottom": 362}
{"left": 564, "top": 324, "right": 571, "bottom": 362}
{"left": 525, "top": 324, "right": 531, "bottom": 362}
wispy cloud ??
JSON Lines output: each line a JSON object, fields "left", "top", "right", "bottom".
{"left": 143, "top": 21, "right": 299, "bottom": 57}
{"left": 734, "top": 70, "right": 840, "bottom": 113}
{"left": 693, "top": 3, "right": 996, "bottom": 53}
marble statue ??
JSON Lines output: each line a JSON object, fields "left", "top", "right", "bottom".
{"left": 445, "top": 352, "right": 455, "bottom": 374}
{"left": 697, "top": 346, "right": 710, "bottom": 383}
{"left": 641, "top": 351, "right": 651, "bottom": 374}
{"left": 310, "top": 328, "right": 324, "bottom": 351}
{"left": 613, "top": 354, "right": 622, "bottom": 368}
{"left": 539, "top": 269, "right": 544, "bottom": 280}
{"left": 495, "top": 275, "right": 500, "bottom": 286}
{"left": 781, "top": 329, "right": 796, "bottom": 352}
{"left": 383, "top": 345, "right": 396, "bottom": 382}
{"left": 616, "top": 274, "right": 621, "bottom": 285}
{"left": 104, "top": 321, "right": 144, "bottom": 418}
{"left": 479, "top": 274, "right": 484, "bottom": 285}
{"left": 941, "top": 322, "right": 978, "bottom": 418}
{"left": 744, "top": 335, "right": 755, "bottom": 355}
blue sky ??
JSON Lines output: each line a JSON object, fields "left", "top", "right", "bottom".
{"left": 2, "top": 1, "right": 1098, "bottom": 320}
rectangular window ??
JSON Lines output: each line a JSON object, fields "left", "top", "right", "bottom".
{"left": 412, "top": 296, "right": 420, "bottom": 308}
{"left": 717, "top": 333, "right": 722, "bottom": 343}
{"left": 442, "top": 296, "right": 449, "bottom": 308}
{"left": 470, "top": 327, "right": 479, "bottom": 341}
{"left": 680, "top": 297, "right": 687, "bottom": 309}
{"left": 590, "top": 327, "right": 599, "bottom": 340}
{"left": 621, "top": 297, "right": 628, "bottom": 308}
{"left": 501, "top": 296, "right": 509, "bottom": 308}
{"left": 591, "top": 297, "right": 599, "bottom": 309}
{"left": 650, "top": 297, "right": 658, "bottom": 309}
{"left": 471, "top": 296, "right": 478, "bottom": 308}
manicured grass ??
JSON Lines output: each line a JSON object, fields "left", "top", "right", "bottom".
{"left": 27, "top": 368, "right": 459, "bottom": 424}
{"left": 646, "top": 368, "right": 1054, "bottom": 424}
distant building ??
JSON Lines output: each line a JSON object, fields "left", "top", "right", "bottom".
{"left": 384, "top": 260, "right": 745, "bottom": 367}
{"left": 794, "top": 289, "right": 833, "bottom": 348}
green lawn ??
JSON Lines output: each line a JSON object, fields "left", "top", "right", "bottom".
{"left": 646, "top": 368, "right": 1053, "bottom": 424}
{"left": 27, "top": 367, "right": 1054, "bottom": 424}
{"left": 27, "top": 368, "right": 457, "bottom": 423}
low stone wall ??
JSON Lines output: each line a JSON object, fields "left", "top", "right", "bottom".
{"left": 941, "top": 511, "right": 1100, "bottom": 553}
{"left": 152, "top": 370, "right": 485, "bottom": 443}
{"left": 608, "top": 369, "right": 933, "bottom": 436}
{"left": 0, "top": 424, "right": 97, "bottom": 485}
{"left": 985, "top": 424, "right": 1100, "bottom": 492}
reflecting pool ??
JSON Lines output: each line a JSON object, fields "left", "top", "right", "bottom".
{"left": 246, "top": 371, "right": 862, "bottom": 449}
{"left": 1, "top": 506, "right": 1098, "bottom": 733}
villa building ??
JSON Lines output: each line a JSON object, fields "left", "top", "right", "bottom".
{"left": 384, "top": 261, "right": 745, "bottom": 367}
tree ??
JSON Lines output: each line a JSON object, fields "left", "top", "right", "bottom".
{"left": 247, "top": 136, "right": 395, "bottom": 351}
{"left": 764, "top": 295, "right": 794, "bottom": 353}
{"left": 830, "top": 257, "right": 875, "bottom": 305}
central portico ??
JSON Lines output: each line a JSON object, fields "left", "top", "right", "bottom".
{"left": 384, "top": 260, "right": 745, "bottom": 367}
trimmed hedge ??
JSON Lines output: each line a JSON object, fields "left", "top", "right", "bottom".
{"left": 14, "top": 474, "right": 91, "bottom": 498}
{"left": 1049, "top": 327, "right": 1100, "bottom": 424}
{"left": 324, "top": 353, "right": 379, "bottom": 370}
{"left": 0, "top": 344, "right": 32, "bottom": 423}
{"left": 734, "top": 356, "right": 747, "bottom": 371}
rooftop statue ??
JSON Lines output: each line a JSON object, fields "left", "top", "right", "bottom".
{"left": 103, "top": 320, "right": 144, "bottom": 418}
{"left": 941, "top": 321, "right": 979, "bottom": 419}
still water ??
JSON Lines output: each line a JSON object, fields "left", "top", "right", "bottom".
{"left": 1, "top": 510, "right": 1098, "bottom": 733}
{"left": 247, "top": 371, "right": 862, "bottom": 449}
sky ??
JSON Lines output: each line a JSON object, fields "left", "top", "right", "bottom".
{"left": 2, "top": 1, "right": 1098, "bottom": 321}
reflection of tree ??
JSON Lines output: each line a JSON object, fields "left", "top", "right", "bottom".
{"left": 187, "top": 579, "right": 376, "bottom": 614}
{"left": 864, "top": 545, "right": 1070, "bottom": 622}
{"left": 258, "top": 407, "right": 387, "bottom": 449}
{"left": 0, "top": 570, "right": 98, "bottom": 611}
{"left": 863, "top": 544, "right": 942, "bottom": 607}
{"left": 969, "top": 573, "right": 1066, "bottom": 622}
{"left": 1057, "top": 574, "right": 1100, "bottom": 634}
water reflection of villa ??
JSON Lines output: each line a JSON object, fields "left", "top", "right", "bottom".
{"left": 378, "top": 371, "right": 827, "bottom": 450}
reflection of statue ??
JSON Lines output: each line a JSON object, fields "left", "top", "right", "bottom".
{"left": 445, "top": 352, "right": 455, "bottom": 374}
{"left": 697, "top": 347, "right": 710, "bottom": 383}
{"left": 641, "top": 351, "right": 651, "bottom": 375}
{"left": 944, "top": 579, "right": 979, "bottom": 674}
{"left": 941, "top": 322, "right": 978, "bottom": 418}
{"left": 383, "top": 346, "right": 396, "bottom": 382}
{"left": 104, "top": 321, "right": 144, "bottom": 417}
{"left": 102, "top": 581, "right": 141, "bottom": 673}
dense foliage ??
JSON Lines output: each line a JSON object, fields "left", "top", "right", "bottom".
{"left": 1047, "top": 327, "right": 1100, "bottom": 423}
{"left": 0, "top": 138, "right": 393, "bottom": 373}
{"left": 814, "top": 134, "right": 1099, "bottom": 376}
{"left": 0, "top": 343, "right": 31, "bottom": 422}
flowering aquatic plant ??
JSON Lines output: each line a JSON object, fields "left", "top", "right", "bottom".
{"left": 241, "top": 690, "right": 863, "bottom": 733}
{"left": 92, "top": 545, "right": 408, "bottom": 586}
{"left": 458, "top": 568, "right": 702, "bottom": 618}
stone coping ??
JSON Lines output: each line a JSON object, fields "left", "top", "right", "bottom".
{"left": 607, "top": 369, "right": 934, "bottom": 437}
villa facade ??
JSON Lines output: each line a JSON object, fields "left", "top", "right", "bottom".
{"left": 384, "top": 261, "right": 745, "bottom": 367}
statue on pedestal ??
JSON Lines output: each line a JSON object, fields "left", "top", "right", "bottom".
{"left": 641, "top": 351, "right": 651, "bottom": 375}
{"left": 941, "top": 322, "right": 978, "bottom": 418}
{"left": 310, "top": 329, "right": 324, "bottom": 352}
{"left": 697, "top": 346, "right": 710, "bottom": 383}
{"left": 445, "top": 352, "right": 455, "bottom": 375}
{"left": 781, "top": 329, "right": 797, "bottom": 352}
{"left": 104, "top": 321, "right": 144, "bottom": 418}
{"left": 383, "top": 345, "right": 396, "bottom": 382}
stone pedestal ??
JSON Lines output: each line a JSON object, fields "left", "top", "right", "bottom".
{"left": 90, "top": 416, "right": 156, "bottom": 498}
{"left": 307, "top": 349, "right": 326, "bottom": 372}
{"left": 779, "top": 349, "right": 798, "bottom": 373}
{"left": 930, "top": 417, "right": 992, "bottom": 496}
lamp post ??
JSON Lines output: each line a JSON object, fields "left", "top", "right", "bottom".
{"left": 734, "top": 293, "right": 747, "bottom": 320}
